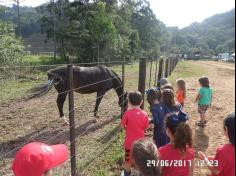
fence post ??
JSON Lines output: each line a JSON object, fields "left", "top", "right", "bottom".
{"left": 168, "top": 58, "right": 172, "bottom": 76}
{"left": 164, "top": 58, "right": 169, "bottom": 78}
{"left": 149, "top": 58, "right": 153, "bottom": 88}
{"left": 121, "top": 57, "right": 125, "bottom": 117}
{"left": 138, "top": 58, "right": 146, "bottom": 109}
{"left": 157, "top": 58, "right": 164, "bottom": 87}
{"left": 154, "top": 57, "right": 158, "bottom": 86}
{"left": 67, "top": 59, "right": 77, "bottom": 176}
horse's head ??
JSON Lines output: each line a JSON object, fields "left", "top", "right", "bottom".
{"left": 119, "top": 91, "right": 128, "bottom": 112}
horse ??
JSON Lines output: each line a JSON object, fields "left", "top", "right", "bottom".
{"left": 28, "top": 65, "right": 128, "bottom": 121}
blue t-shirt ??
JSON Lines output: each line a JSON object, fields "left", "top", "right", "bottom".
{"left": 151, "top": 103, "right": 182, "bottom": 148}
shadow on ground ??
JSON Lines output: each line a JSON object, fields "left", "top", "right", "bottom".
{"left": 0, "top": 116, "right": 118, "bottom": 159}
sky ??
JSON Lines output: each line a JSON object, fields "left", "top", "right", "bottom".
{"left": 1, "top": 0, "right": 235, "bottom": 28}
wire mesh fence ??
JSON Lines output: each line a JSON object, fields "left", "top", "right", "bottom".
{"left": 0, "top": 58, "right": 179, "bottom": 176}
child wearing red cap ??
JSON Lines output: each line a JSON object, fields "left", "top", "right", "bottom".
{"left": 198, "top": 112, "right": 235, "bottom": 176}
{"left": 12, "top": 142, "right": 69, "bottom": 176}
{"left": 121, "top": 91, "right": 149, "bottom": 176}
{"left": 159, "top": 112, "right": 194, "bottom": 176}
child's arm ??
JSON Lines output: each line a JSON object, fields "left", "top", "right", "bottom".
{"left": 195, "top": 94, "right": 201, "bottom": 103}
{"left": 198, "top": 151, "right": 220, "bottom": 175}
{"left": 121, "top": 114, "right": 127, "bottom": 129}
{"left": 210, "top": 92, "right": 213, "bottom": 106}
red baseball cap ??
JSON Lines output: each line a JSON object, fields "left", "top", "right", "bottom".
{"left": 12, "top": 142, "right": 69, "bottom": 176}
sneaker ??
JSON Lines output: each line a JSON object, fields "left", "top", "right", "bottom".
{"left": 121, "top": 170, "right": 131, "bottom": 176}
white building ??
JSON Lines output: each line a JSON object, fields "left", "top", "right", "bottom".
{"left": 218, "top": 53, "right": 230, "bottom": 61}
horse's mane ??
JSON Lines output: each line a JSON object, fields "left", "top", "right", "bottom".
{"left": 110, "top": 69, "right": 122, "bottom": 85}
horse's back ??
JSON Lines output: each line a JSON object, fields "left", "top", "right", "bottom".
{"left": 73, "top": 65, "right": 114, "bottom": 93}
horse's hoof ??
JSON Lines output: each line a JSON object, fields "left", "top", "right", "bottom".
{"left": 95, "top": 114, "right": 101, "bottom": 119}
{"left": 93, "top": 119, "right": 98, "bottom": 123}
{"left": 61, "top": 116, "right": 69, "bottom": 126}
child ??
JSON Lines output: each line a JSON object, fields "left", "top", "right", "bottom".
{"left": 159, "top": 113, "right": 194, "bottom": 176}
{"left": 121, "top": 91, "right": 149, "bottom": 176}
{"left": 146, "top": 88, "right": 162, "bottom": 108}
{"left": 12, "top": 142, "right": 69, "bottom": 176}
{"left": 159, "top": 77, "right": 169, "bottom": 87}
{"left": 161, "top": 83, "right": 174, "bottom": 91}
{"left": 176, "top": 78, "right": 186, "bottom": 107}
{"left": 132, "top": 139, "right": 161, "bottom": 176}
{"left": 152, "top": 89, "right": 182, "bottom": 148}
{"left": 195, "top": 76, "right": 213, "bottom": 127}
{"left": 198, "top": 112, "right": 235, "bottom": 176}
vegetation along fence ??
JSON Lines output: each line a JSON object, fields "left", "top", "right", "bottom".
{"left": 0, "top": 57, "right": 178, "bottom": 176}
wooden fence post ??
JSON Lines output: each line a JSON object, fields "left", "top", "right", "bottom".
{"left": 138, "top": 58, "right": 146, "bottom": 109}
{"left": 121, "top": 58, "right": 125, "bottom": 117}
{"left": 67, "top": 59, "right": 77, "bottom": 176}
{"left": 157, "top": 58, "right": 164, "bottom": 87}
{"left": 154, "top": 57, "right": 158, "bottom": 86}
{"left": 164, "top": 58, "right": 169, "bottom": 78}
{"left": 149, "top": 58, "right": 153, "bottom": 88}
{"left": 168, "top": 58, "right": 172, "bottom": 76}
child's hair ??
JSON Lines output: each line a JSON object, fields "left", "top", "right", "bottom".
{"left": 176, "top": 78, "right": 186, "bottom": 98}
{"left": 132, "top": 139, "right": 161, "bottom": 176}
{"left": 146, "top": 88, "right": 162, "bottom": 106}
{"left": 159, "top": 78, "right": 169, "bottom": 86}
{"left": 128, "top": 91, "right": 143, "bottom": 106}
{"left": 199, "top": 76, "right": 210, "bottom": 88}
{"left": 224, "top": 112, "right": 235, "bottom": 146}
{"left": 161, "top": 89, "right": 176, "bottom": 107}
{"left": 165, "top": 114, "right": 193, "bottom": 154}
{"left": 161, "top": 83, "right": 174, "bottom": 91}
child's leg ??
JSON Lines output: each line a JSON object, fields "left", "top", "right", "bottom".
{"left": 124, "top": 162, "right": 131, "bottom": 175}
{"left": 196, "top": 105, "right": 207, "bottom": 126}
{"left": 123, "top": 149, "right": 131, "bottom": 175}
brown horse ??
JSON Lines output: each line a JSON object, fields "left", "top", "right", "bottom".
{"left": 29, "top": 65, "right": 127, "bottom": 120}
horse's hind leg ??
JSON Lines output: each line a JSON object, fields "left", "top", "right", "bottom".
{"left": 57, "top": 92, "right": 67, "bottom": 118}
{"left": 94, "top": 91, "right": 106, "bottom": 119}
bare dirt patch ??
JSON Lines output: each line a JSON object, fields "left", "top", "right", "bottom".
{"left": 184, "top": 61, "right": 235, "bottom": 176}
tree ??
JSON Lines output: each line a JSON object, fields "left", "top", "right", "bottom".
{"left": 0, "top": 19, "right": 25, "bottom": 66}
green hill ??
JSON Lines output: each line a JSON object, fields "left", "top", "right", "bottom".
{"left": 168, "top": 9, "right": 235, "bottom": 56}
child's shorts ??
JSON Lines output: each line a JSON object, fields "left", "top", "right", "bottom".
{"left": 125, "top": 149, "right": 134, "bottom": 165}
{"left": 198, "top": 105, "right": 209, "bottom": 115}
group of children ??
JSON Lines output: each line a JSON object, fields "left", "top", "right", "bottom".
{"left": 10, "top": 76, "right": 234, "bottom": 176}
{"left": 120, "top": 76, "right": 235, "bottom": 176}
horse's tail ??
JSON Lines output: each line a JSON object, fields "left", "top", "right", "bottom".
{"left": 27, "top": 70, "right": 62, "bottom": 99}
{"left": 27, "top": 79, "right": 54, "bottom": 99}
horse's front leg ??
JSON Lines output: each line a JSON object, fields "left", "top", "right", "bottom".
{"left": 94, "top": 91, "right": 106, "bottom": 121}
{"left": 57, "top": 92, "right": 67, "bottom": 118}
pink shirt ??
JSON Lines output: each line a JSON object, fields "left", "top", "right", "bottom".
{"left": 121, "top": 108, "right": 149, "bottom": 150}
{"left": 212, "top": 144, "right": 235, "bottom": 176}
{"left": 159, "top": 143, "right": 195, "bottom": 176}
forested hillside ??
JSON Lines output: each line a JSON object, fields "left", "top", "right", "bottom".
{"left": 1, "top": 0, "right": 169, "bottom": 62}
{"left": 0, "top": 1, "right": 235, "bottom": 62}
{"left": 168, "top": 9, "right": 235, "bottom": 56}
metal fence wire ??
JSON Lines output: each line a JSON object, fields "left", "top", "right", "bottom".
{"left": 0, "top": 57, "right": 179, "bottom": 176}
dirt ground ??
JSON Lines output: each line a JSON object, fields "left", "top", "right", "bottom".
{"left": 183, "top": 61, "right": 235, "bottom": 176}
{"left": 0, "top": 61, "right": 235, "bottom": 176}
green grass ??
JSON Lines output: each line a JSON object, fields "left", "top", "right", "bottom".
{"left": 0, "top": 78, "right": 44, "bottom": 102}
{"left": 22, "top": 55, "right": 67, "bottom": 65}
{"left": 168, "top": 60, "right": 207, "bottom": 84}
